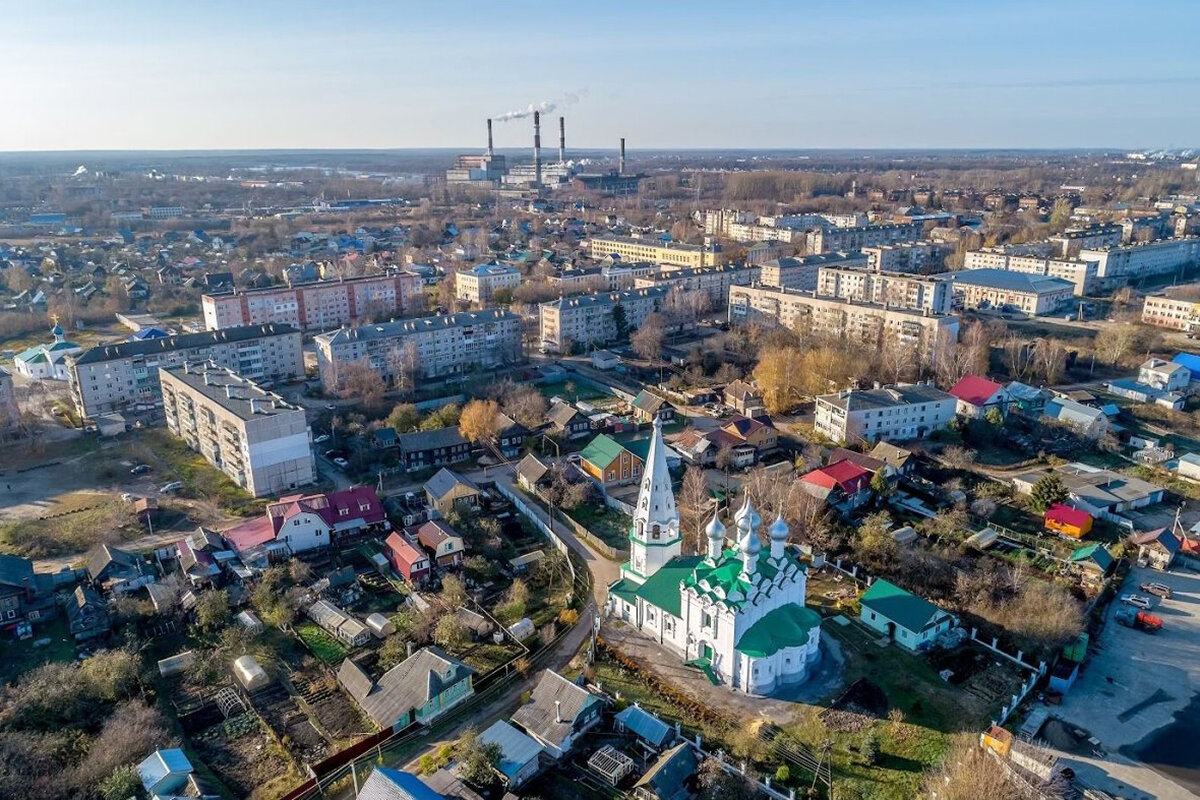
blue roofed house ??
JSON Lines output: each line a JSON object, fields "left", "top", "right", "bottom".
{"left": 478, "top": 719, "right": 544, "bottom": 789}
{"left": 858, "top": 578, "right": 956, "bottom": 651}
{"left": 1042, "top": 397, "right": 1109, "bottom": 439}
{"left": 357, "top": 766, "right": 449, "bottom": 800}
{"left": 634, "top": 742, "right": 699, "bottom": 800}
{"left": 615, "top": 705, "right": 673, "bottom": 750}
{"left": 1172, "top": 352, "right": 1200, "bottom": 384}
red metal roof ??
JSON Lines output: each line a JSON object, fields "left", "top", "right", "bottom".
{"left": 948, "top": 375, "right": 1005, "bottom": 407}
{"left": 1045, "top": 504, "right": 1091, "bottom": 528}
{"left": 222, "top": 515, "right": 276, "bottom": 551}
{"left": 385, "top": 533, "right": 428, "bottom": 572}
{"left": 800, "top": 459, "right": 871, "bottom": 493}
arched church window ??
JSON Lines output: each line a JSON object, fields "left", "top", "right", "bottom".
{"left": 652, "top": 524, "right": 661, "bottom": 540}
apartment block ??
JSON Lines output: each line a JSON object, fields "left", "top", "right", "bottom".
{"left": 1049, "top": 224, "right": 1123, "bottom": 257}
{"left": 962, "top": 250, "right": 1099, "bottom": 295}
{"left": 816, "top": 268, "right": 952, "bottom": 314}
{"left": 1142, "top": 294, "right": 1200, "bottom": 332}
{"left": 600, "top": 262, "right": 657, "bottom": 291}
{"left": 805, "top": 222, "right": 922, "bottom": 254}
{"left": 587, "top": 235, "right": 725, "bottom": 268}
{"left": 950, "top": 269, "right": 1075, "bottom": 315}
{"left": 632, "top": 263, "right": 759, "bottom": 308}
{"left": 455, "top": 263, "right": 522, "bottom": 303}
{"left": 201, "top": 273, "right": 422, "bottom": 332}
{"left": 314, "top": 309, "right": 521, "bottom": 391}
{"left": 68, "top": 324, "right": 303, "bottom": 419}
{"left": 862, "top": 242, "right": 952, "bottom": 274}
{"left": 759, "top": 252, "right": 868, "bottom": 291}
{"left": 160, "top": 364, "right": 315, "bottom": 497}
{"left": 815, "top": 383, "right": 957, "bottom": 444}
{"left": 539, "top": 287, "right": 670, "bottom": 354}
{"left": 1078, "top": 237, "right": 1200, "bottom": 289}
{"left": 727, "top": 285, "right": 958, "bottom": 366}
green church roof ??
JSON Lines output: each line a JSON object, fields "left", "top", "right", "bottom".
{"left": 736, "top": 604, "right": 822, "bottom": 658}
{"left": 859, "top": 578, "right": 943, "bottom": 634}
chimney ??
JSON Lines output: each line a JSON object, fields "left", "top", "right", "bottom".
{"left": 486, "top": 118, "right": 494, "bottom": 158}
{"left": 619, "top": 138, "right": 626, "bottom": 174}
{"left": 555, "top": 700, "right": 562, "bottom": 724}
{"left": 249, "top": 398, "right": 258, "bottom": 414}
{"left": 203, "top": 370, "right": 212, "bottom": 385}
{"left": 558, "top": 116, "right": 566, "bottom": 163}
{"left": 533, "top": 111, "right": 542, "bottom": 187}
{"left": 225, "top": 384, "right": 234, "bottom": 398}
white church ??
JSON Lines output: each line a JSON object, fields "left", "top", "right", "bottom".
{"left": 607, "top": 418, "right": 822, "bottom": 696}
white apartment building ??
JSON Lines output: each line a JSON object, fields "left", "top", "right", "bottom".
{"left": 862, "top": 242, "right": 952, "bottom": 274}
{"left": 950, "top": 269, "right": 1075, "bottom": 315}
{"left": 455, "top": 263, "right": 522, "bottom": 303}
{"left": 632, "top": 263, "right": 758, "bottom": 308}
{"left": 815, "top": 383, "right": 957, "bottom": 444}
{"left": 1142, "top": 294, "right": 1200, "bottom": 332}
{"left": 160, "top": 364, "right": 315, "bottom": 498}
{"left": 962, "top": 250, "right": 1099, "bottom": 295}
{"left": 805, "top": 222, "right": 922, "bottom": 254}
{"left": 728, "top": 285, "right": 959, "bottom": 366}
{"left": 539, "top": 287, "right": 670, "bottom": 354}
{"left": 1078, "top": 237, "right": 1200, "bottom": 289}
{"left": 1049, "top": 225, "right": 1123, "bottom": 257}
{"left": 201, "top": 273, "right": 422, "bottom": 332}
{"left": 816, "top": 268, "right": 952, "bottom": 314}
{"left": 600, "top": 262, "right": 657, "bottom": 290}
{"left": 759, "top": 252, "right": 868, "bottom": 291}
{"left": 588, "top": 235, "right": 725, "bottom": 268}
{"left": 68, "top": 324, "right": 304, "bottom": 419}
{"left": 313, "top": 309, "right": 521, "bottom": 391}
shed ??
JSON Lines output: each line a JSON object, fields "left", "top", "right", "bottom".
{"left": 236, "top": 609, "right": 264, "bottom": 634}
{"left": 1044, "top": 504, "right": 1093, "bottom": 539}
{"left": 615, "top": 705, "right": 672, "bottom": 749}
{"left": 889, "top": 526, "right": 918, "bottom": 546}
{"left": 479, "top": 720, "right": 544, "bottom": 788}
{"left": 508, "top": 617, "right": 536, "bottom": 641}
{"left": 366, "top": 612, "right": 396, "bottom": 639}
{"left": 233, "top": 655, "right": 270, "bottom": 691}
{"left": 858, "top": 578, "right": 956, "bottom": 651}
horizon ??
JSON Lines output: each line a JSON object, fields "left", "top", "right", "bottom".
{"left": 2, "top": 0, "right": 1198, "bottom": 152}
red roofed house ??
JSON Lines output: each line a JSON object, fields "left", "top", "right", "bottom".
{"left": 948, "top": 375, "right": 1010, "bottom": 419}
{"left": 384, "top": 533, "right": 430, "bottom": 583}
{"left": 222, "top": 486, "right": 387, "bottom": 554}
{"left": 799, "top": 459, "right": 873, "bottom": 513}
{"left": 1044, "top": 504, "right": 1093, "bottom": 539}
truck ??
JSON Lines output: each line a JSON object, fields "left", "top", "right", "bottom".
{"left": 1115, "top": 607, "right": 1163, "bottom": 633}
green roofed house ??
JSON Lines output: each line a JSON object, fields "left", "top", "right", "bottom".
{"left": 858, "top": 578, "right": 956, "bottom": 651}
{"left": 580, "top": 433, "right": 644, "bottom": 486}
{"left": 1068, "top": 543, "right": 1114, "bottom": 579}
{"left": 606, "top": 418, "right": 822, "bottom": 696}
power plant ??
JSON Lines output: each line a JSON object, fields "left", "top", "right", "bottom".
{"left": 446, "top": 114, "right": 642, "bottom": 196}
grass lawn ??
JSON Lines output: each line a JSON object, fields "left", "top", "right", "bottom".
{"left": 295, "top": 622, "right": 349, "bottom": 664}
{"left": 460, "top": 642, "right": 522, "bottom": 674}
{"left": 0, "top": 617, "right": 77, "bottom": 684}
{"left": 538, "top": 379, "right": 606, "bottom": 402}
{"left": 124, "top": 429, "right": 265, "bottom": 516}
{"left": 798, "top": 621, "right": 1002, "bottom": 800}
{"left": 565, "top": 504, "right": 630, "bottom": 549}
{"left": 0, "top": 489, "right": 140, "bottom": 558}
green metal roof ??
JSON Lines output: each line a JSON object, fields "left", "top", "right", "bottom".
{"left": 630, "top": 557, "right": 703, "bottom": 618}
{"left": 580, "top": 434, "right": 625, "bottom": 470}
{"left": 1069, "top": 543, "right": 1113, "bottom": 571}
{"left": 681, "top": 547, "right": 805, "bottom": 610}
{"left": 736, "top": 604, "right": 822, "bottom": 658}
{"left": 859, "top": 578, "right": 943, "bottom": 634}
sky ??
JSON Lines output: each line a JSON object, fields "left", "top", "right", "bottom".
{"left": 1, "top": 0, "right": 1198, "bottom": 152}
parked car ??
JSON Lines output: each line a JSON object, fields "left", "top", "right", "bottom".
{"left": 130, "top": 464, "right": 151, "bottom": 474}
{"left": 313, "top": 434, "right": 330, "bottom": 444}
{"left": 159, "top": 481, "right": 184, "bottom": 493}
{"left": 333, "top": 457, "right": 350, "bottom": 469}
{"left": 1120, "top": 594, "right": 1153, "bottom": 610}
{"left": 1141, "top": 582, "right": 1172, "bottom": 599}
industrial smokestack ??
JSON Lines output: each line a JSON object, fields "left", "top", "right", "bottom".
{"left": 619, "top": 138, "right": 626, "bottom": 174}
{"left": 486, "top": 118, "right": 494, "bottom": 158}
{"left": 558, "top": 116, "right": 566, "bottom": 163}
{"left": 533, "top": 111, "right": 542, "bottom": 187}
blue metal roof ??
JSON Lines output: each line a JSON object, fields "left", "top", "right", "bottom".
{"left": 615, "top": 704, "right": 672, "bottom": 747}
{"left": 951, "top": 268, "right": 1073, "bottom": 294}
{"left": 358, "top": 767, "right": 447, "bottom": 800}
{"left": 1173, "top": 352, "right": 1200, "bottom": 374}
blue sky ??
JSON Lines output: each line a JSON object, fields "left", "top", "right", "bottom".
{"left": 1, "top": 0, "right": 1198, "bottom": 151}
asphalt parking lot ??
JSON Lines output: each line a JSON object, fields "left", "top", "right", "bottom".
{"left": 1046, "top": 564, "right": 1200, "bottom": 800}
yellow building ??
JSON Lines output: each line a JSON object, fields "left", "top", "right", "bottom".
{"left": 588, "top": 235, "right": 725, "bottom": 269}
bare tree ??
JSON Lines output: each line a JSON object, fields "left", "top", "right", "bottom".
{"left": 677, "top": 466, "right": 712, "bottom": 554}
{"left": 631, "top": 312, "right": 666, "bottom": 363}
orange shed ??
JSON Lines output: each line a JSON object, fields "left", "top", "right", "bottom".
{"left": 1044, "top": 504, "right": 1093, "bottom": 539}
